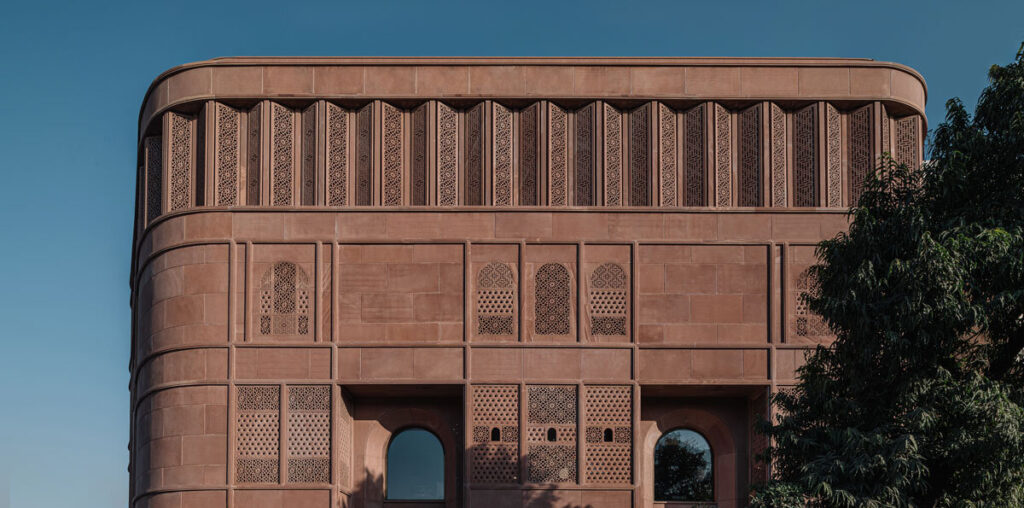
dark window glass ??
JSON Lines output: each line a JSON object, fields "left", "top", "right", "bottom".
{"left": 654, "top": 429, "right": 713, "bottom": 502}
{"left": 386, "top": 428, "right": 444, "bottom": 500}
{"left": 547, "top": 428, "right": 557, "bottom": 442}
{"left": 491, "top": 427, "right": 501, "bottom": 442}
{"left": 603, "top": 428, "right": 614, "bottom": 442}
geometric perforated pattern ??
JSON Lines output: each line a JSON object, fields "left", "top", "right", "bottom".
{"left": 794, "top": 269, "right": 829, "bottom": 338}
{"left": 604, "top": 104, "right": 623, "bottom": 206}
{"left": 549, "top": 103, "right": 568, "bottom": 206}
{"left": 584, "top": 386, "right": 632, "bottom": 484}
{"left": 287, "top": 385, "right": 330, "bottom": 483}
{"left": 629, "top": 103, "right": 651, "bottom": 206}
{"left": 258, "top": 261, "right": 312, "bottom": 337}
{"left": 738, "top": 104, "right": 762, "bottom": 207}
{"left": 895, "top": 115, "right": 920, "bottom": 170}
{"left": 236, "top": 385, "right": 280, "bottom": 483}
{"left": 466, "top": 103, "right": 485, "bottom": 205}
{"left": 881, "top": 105, "right": 890, "bottom": 154}
{"left": 589, "top": 263, "right": 627, "bottom": 336}
{"left": 471, "top": 385, "right": 519, "bottom": 483}
{"left": 168, "top": 112, "right": 192, "bottom": 212}
{"left": 356, "top": 104, "right": 372, "bottom": 206}
{"left": 247, "top": 103, "right": 262, "bottom": 205}
{"left": 411, "top": 104, "right": 428, "bottom": 206}
{"left": 382, "top": 103, "right": 403, "bottom": 206}
{"left": 658, "top": 103, "right": 677, "bottom": 206}
{"left": 535, "top": 263, "right": 571, "bottom": 336}
{"left": 300, "top": 104, "right": 317, "bottom": 206}
{"left": 714, "top": 103, "right": 732, "bottom": 207}
{"left": 528, "top": 385, "right": 577, "bottom": 484}
{"left": 575, "top": 103, "right": 596, "bottom": 206}
{"left": 327, "top": 103, "right": 349, "bottom": 206}
{"left": 493, "top": 103, "right": 513, "bottom": 206}
{"left": 825, "top": 103, "right": 842, "bottom": 207}
{"left": 519, "top": 103, "right": 539, "bottom": 206}
{"left": 215, "top": 103, "right": 240, "bottom": 206}
{"left": 794, "top": 104, "right": 818, "bottom": 207}
{"left": 684, "top": 104, "right": 706, "bottom": 206}
{"left": 848, "top": 105, "right": 873, "bottom": 206}
{"left": 770, "top": 103, "right": 788, "bottom": 207}
{"left": 145, "top": 136, "right": 162, "bottom": 223}
{"left": 477, "top": 262, "right": 516, "bottom": 336}
{"left": 271, "top": 103, "right": 294, "bottom": 206}
{"left": 437, "top": 102, "right": 458, "bottom": 206}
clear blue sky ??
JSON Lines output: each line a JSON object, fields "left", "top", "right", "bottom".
{"left": 0, "top": 1, "right": 1020, "bottom": 506}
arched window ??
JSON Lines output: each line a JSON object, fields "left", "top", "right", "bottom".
{"left": 654, "top": 429, "right": 713, "bottom": 502}
{"left": 386, "top": 428, "right": 444, "bottom": 501}
{"left": 258, "top": 261, "right": 311, "bottom": 337}
{"left": 535, "top": 263, "right": 571, "bottom": 335}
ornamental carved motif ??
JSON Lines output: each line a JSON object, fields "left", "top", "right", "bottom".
{"left": 527, "top": 385, "right": 578, "bottom": 483}
{"left": 286, "top": 385, "right": 330, "bottom": 483}
{"left": 236, "top": 385, "right": 280, "bottom": 484}
{"left": 535, "top": 263, "right": 571, "bottom": 336}
{"left": 326, "top": 103, "right": 348, "bottom": 206}
{"left": 437, "top": 102, "right": 459, "bottom": 206}
{"left": 575, "top": 103, "right": 596, "bottom": 206}
{"left": 793, "top": 104, "right": 818, "bottom": 207}
{"left": 471, "top": 385, "right": 520, "bottom": 483}
{"left": 465, "top": 103, "right": 485, "bottom": 205}
{"left": 630, "top": 103, "right": 651, "bottom": 206}
{"left": 896, "top": 115, "right": 920, "bottom": 170}
{"left": 271, "top": 103, "right": 294, "bottom": 206}
{"left": 770, "top": 103, "right": 787, "bottom": 207}
{"left": 246, "top": 103, "right": 261, "bottom": 205}
{"left": 589, "top": 263, "right": 628, "bottom": 336}
{"left": 519, "top": 103, "right": 539, "bottom": 206}
{"left": 714, "top": 103, "right": 732, "bottom": 207}
{"left": 145, "top": 136, "right": 162, "bottom": 222}
{"left": 215, "top": 103, "right": 240, "bottom": 206}
{"left": 493, "top": 103, "right": 513, "bottom": 206}
{"left": 477, "top": 262, "right": 516, "bottom": 336}
{"left": 604, "top": 104, "right": 623, "bottom": 206}
{"left": 738, "top": 104, "right": 762, "bottom": 207}
{"left": 258, "top": 261, "right": 312, "bottom": 337}
{"left": 549, "top": 104, "right": 568, "bottom": 206}
{"left": 684, "top": 104, "right": 706, "bottom": 206}
{"left": 848, "top": 105, "right": 873, "bottom": 205}
{"left": 356, "top": 104, "right": 373, "bottom": 205}
{"left": 168, "top": 112, "right": 193, "bottom": 211}
{"left": 382, "top": 103, "right": 403, "bottom": 206}
{"left": 584, "top": 386, "right": 632, "bottom": 484}
{"left": 826, "top": 103, "right": 842, "bottom": 207}
{"left": 300, "top": 104, "right": 317, "bottom": 206}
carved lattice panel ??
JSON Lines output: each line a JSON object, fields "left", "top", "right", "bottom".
{"left": 258, "top": 262, "right": 312, "bottom": 337}
{"left": 658, "top": 103, "right": 678, "bottom": 206}
{"left": 589, "top": 263, "right": 628, "bottom": 337}
{"left": 145, "top": 136, "right": 162, "bottom": 223}
{"left": 466, "top": 103, "right": 485, "bottom": 205}
{"left": 493, "top": 103, "right": 513, "bottom": 206}
{"left": 603, "top": 104, "right": 623, "bottom": 206}
{"left": 528, "top": 385, "right": 578, "bottom": 483}
{"left": 236, "top": 385, "right": 280, "bottom": 483}
{"left": 549, "top": 103, "right": 568, "bottom": 206}
{"left": 519, "top": 103, "right": 540, "bottom": 206}
{"left": 684, "top": 104, "right": 706, "bottom": 206}
{"left": 287, "top": 385, "right": 330, "bottom": 483}
{"left": 437, "top": 102, "right": 459, "bottom": 206}
{"left": 534, "top": 263, "right": 571, "bottom": 336}
{"left": 714, "top": 103, "right": 732, "bottom": 207}
{"left": 584, "top": 386, "right": 632, "bottom": 484}
{"left": 411, "top": 103, "right": 428, "bottom": 205}
{"left": 793, "top": 104, "right": 818, "bottom": 207}
{"left": 848, "top": 105, "right": 873, "bottom": 205}
{"left": 300, "top": 104, "right": 317, "bottom": 206}
{"left": 629, "top": 103, "right": 652, "bottom": 206}
{"left": 575, "top": 103, "right": 596, "bottom": 206}
{"left": 793, "top": 268, "right": 830, "bottom": 339}
{"left": 826, "top": 103, "right": 842, "bottom": 207}
{"left": 356, "top": 104, "right": 373, "bottom": 206}
{"left": 247, "top": 103, "right": 262, "bottom": 205}
{"left": 382, "top": 103, "right": 404, "bottom": 206}
{"left": 770, "top": 103, "right": 787, "bottom": 207}
{"left": 881, "top": 104, "right": 891, "bottom": 154}
{"left": 168, "top": 112, "right": 193, "bottom": 212}
{"left": 895, "top": 115, "right": 920, "bottom": 170}
{"left": 738, "top": 104, "right": 762, "bottom": 207}
{"left": 271, "top": 103, "right": 295, "bottom": 206}
{"left": 326, "top": 103, "right": 349, "bottom": 206}
{"left": 471, "top": 385, "right": 520, "bottom": 483}
{"left": 477, "top": 262, "right": 516, "bottom": 336}
{"left": 215, "top": 103, "right": 241, "bottom": 206}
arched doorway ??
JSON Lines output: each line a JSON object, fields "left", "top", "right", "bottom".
{"left": 654, "top": 429, "right": 714, "bottom": 502}
{"left": 386, "top": 428, "right": 445, "bottom": 501}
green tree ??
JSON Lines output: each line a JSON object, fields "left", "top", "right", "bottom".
{"left": 753, "top": 44, "right": 1024, "bottom": 507}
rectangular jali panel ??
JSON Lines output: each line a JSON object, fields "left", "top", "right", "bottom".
{"left": 471, "top": 385, "right": 520, "bottom": 483}
{"left": 356, "top": 104, "right": 373, "bottom": 206}
{"left": 793, "top": 104, "right": 818, "bottom": 207}
{"left": 848, "top": 105, "right": 873, "bottom": 205}
{"left": 575, "top": 102, "right": 597, "bottom": 206}
{"left": 246, "top": 102, "right": 262, "bottom": 205}
{"left": 465, "top": 102, "right": 485, "bottom": 205}
{"left": 411, "top": 103, "right": 428, "bottom": 206}
{"left": 825, "top": 103, "right": 842, "bottom": 207}
{"left": 167, "top": 111, "right": 194, "bottom": 212}
{"left": 214, "top": 103, "right": 241, "bottom": 206}
{"left": 270, "top": 103, "right": 295, "bottom": 206}
{"left": 236, "top": 385, "right": 281, "bottom": 483}
{"left": 738, "top": 104, "right": 762, "bottom": 207}
{"left": 603, "top": 103, "right": 624, "bottom": 206}
{"left": 629, "top": 103, "right": 652, "bottom": 206}
{"left": 713, "top": 103, "right": 732, "bottom": 207}
{"left": 658, "top": 103, "right": 678, "bottom": 207}
{"left": 548, "top": 103, "right": 569, "bottom": 206}
{"left": 769, "top": 103, "right": 787, "bottom": 207}
{"left": 684, "top": 104, "right": 706, "bottom": 206}
{"left": 300, "top": 103, "right": 317, "bottom": 206}
{"left": 286, "top": 385, "right": 331, "bottom": 483}
{"left": 493, "top": 103, "right": 513, "bottom": 206}
{"left": 584, "top": 386, "right": 632, "bottom": 484}
{"left": 326, "top": 103, "right": 349, "bottom": 206}
{"left": 145, "top": 135, "right": 162, "bottom": 223}
{"left": 382, "top": 103, "right": 404, "bottom": 206}
{"left": 519, "top": 103, "right": 540, "bottom": 206}
{"left": 895, "top": 115, "right": 920, "bottom": 170}
{"left": 527, "top": 385, "right": 578, "bottom": 484}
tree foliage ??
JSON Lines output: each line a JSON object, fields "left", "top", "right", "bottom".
{"left": 753, "top": 44, "right": 1024, "bottom": 507}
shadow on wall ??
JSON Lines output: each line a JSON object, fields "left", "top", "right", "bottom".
{"left": 338, "top": 443, "right": 605, "bottom": 508}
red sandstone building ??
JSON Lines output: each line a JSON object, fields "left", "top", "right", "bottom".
{"left": 129, "top": 57, "right": 926, "bottom": 508}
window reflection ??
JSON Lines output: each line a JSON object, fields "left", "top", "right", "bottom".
{"left": 654, "top": 428, "right": 713, "bottom": 502}
{"left": 386, "top": 428, "right": 444, "bottom": 500}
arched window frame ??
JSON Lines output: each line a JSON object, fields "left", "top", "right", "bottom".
{"left": 653, "top": 428, "right": 715, "bottom": 503}
{"left": 385, "top": 427, "right": 445, "bottom": 501}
